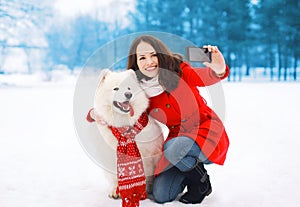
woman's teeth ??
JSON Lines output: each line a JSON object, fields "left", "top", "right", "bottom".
{"left": 146, "top": 67, "right": 156, "bottom": 71}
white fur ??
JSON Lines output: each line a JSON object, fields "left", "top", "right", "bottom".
{"left": 93, "top": 69, "right": 164, "bottom": 198}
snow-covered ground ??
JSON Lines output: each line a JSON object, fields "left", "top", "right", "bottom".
{"left": 1, "top": 78, "right": 300, "bottom": 207}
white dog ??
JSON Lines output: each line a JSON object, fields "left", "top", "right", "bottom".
{"left": 92, "top": 69, "right": 164, "bottom": 199}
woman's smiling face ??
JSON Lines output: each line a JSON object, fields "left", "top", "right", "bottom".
{"left": 136, "top": 41, "right": 159, "bottom": 78}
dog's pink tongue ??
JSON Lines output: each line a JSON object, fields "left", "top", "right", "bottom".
{"left": 129, "top": 104, "right": 134, "bottom": 117}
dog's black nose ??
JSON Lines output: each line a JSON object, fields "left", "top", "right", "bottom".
{"left": 124, "top": 92, "right": 132, "bottom": 99}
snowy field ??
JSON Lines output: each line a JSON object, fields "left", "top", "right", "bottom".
{"left": 1, "top": 78, "right": 300, "bottom": 207}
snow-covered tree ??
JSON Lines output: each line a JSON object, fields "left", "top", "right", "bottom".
{"left": 0, "top": 0, "right": 52, "bottom": 73}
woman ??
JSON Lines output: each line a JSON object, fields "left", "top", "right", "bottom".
{"left": 126, "top": 35, "right": 230, "bottom": 204}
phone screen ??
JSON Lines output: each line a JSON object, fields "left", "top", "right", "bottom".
{"left": 186, "top": 47, "right": 211, "bottom": 63}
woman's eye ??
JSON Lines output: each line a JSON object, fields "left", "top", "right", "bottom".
{"left": 138, "top": 57, "right": 145, "bottom": 61}
{"left": 113, "top": 87, "right": 119, "bottom": 91}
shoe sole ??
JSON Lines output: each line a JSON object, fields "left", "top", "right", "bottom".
{"left": 179, "top": 187, "right": 212, "bottom": 204}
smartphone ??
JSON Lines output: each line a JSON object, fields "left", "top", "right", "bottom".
{"left": 186, "top": 46, "right": 212, "bottom": 63}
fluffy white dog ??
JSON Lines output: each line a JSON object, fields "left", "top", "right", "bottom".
{"left": 92, "top": 69, "right": 164, "bottom": 199}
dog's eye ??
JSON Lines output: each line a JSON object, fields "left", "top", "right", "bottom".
{"left": 113, "top": 87, "right": 119, "bottom": 91}
{"left": 128, "top": 87, "right": 131, "bottom": 90}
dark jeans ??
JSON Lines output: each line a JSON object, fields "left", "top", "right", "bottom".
{"left": 152, "top": 136, "right": 211, "bottom": 203}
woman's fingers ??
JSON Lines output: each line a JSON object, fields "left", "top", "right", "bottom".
{"left": 203, "top": 45, "right": 219, "bottom": 53}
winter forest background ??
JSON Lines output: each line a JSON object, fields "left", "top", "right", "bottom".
{"left": 1, "top": 1, "right": 300, "bottom": 207}
{"left": 1, "top": 0, "right": 299, "bottom": 82}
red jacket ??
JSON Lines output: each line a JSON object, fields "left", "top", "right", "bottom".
{"left": 148, "top": 62, "right": 230, "bottom": 175}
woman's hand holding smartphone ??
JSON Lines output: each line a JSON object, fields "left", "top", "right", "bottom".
{"left": 186, "top": 45, "right": 226, "bottom": 76}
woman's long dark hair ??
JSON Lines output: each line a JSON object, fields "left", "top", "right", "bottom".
{"left": 127, "top": 35, "right": 183, "bottom": 92}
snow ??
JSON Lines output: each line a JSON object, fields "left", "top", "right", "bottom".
{"left": 1, "top": 77, "right": 300, "bottom": 207}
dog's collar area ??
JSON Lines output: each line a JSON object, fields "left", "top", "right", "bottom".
{"left": 108, "top": 112, "right": 149, "bottom": 137}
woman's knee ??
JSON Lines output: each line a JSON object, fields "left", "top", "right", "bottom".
{"left": 152, "top": 167, "right": 185, "bottom": 203}
{"left": 152, "top": 186, "right": 173, "bottom": 203}
{"left": 152, "top": 175, "right": 176, "bottom": 203}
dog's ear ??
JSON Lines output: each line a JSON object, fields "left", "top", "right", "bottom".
{"left": 127, "top": 69, "right": 137, "bottom": 79}
{"left": 96, "top": 68, "right": 111, "bottom": 89}
{"left": 98, "top": 68, "right": 111, "bottom": 84}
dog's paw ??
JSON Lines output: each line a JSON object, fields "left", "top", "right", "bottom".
{"left": 108, "top": 190, "right": 120, "bottom": 199}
